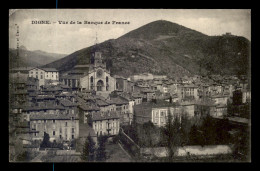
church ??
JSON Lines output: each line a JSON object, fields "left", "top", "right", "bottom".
{"left": 60, "top": 45, "right": 116, "bottom": 98}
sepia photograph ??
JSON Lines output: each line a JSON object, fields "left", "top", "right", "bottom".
{"left": 9, "top": 9, "right": 251, "bottom": 162}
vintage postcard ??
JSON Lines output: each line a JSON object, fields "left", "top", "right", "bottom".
{"left": 9, "top": 9, "right": 251, "bottom": 162}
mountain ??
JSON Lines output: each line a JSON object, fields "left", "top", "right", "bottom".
{"left": 43, "top": 20, "right": 250, "bottom": 78}
{"left": 9, "top": 47, "right": 67, "bottom": 69}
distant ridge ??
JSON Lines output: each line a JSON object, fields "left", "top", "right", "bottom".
{"left": 43, "top": 20, "right": 250, "bottom": 78}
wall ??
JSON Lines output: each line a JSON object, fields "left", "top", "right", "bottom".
{"left": 93, "top": 119, "right": 120, "bottom": 136}
{"left": 30, "top": 119, "right": 79, "bottom": 142}
{"left": 140, "top": 145, "right": 232, "bottom": 157}
{"left": 29, "top": 68, "right": 45, "bottom": 86}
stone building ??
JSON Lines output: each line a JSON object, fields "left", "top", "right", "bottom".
{"left": 29, "top": 114, "right": 79, "bottom": 142}
{"left": 60, "top": 48, "right": 116, "bottom": 98}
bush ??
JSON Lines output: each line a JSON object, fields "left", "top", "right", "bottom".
{"left": 112, "top": 135, "right": 119, "bottom": 144}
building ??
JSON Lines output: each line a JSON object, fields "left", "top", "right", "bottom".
{"left": 178, "top": 84, "right": 199, "bottom": 101}
{"left": 29, "top": 67, "right": 59, "bottom": 87}
{"left": 92, "top": 111, "right": 120, "bottom": 136}
{"left": 129, "top": 73, "right": 167, "bottom": 82}
{"left": 210, "top": 94, "right": 229, "bottom": 106}
{"left": 29, "top": 114, "right": 79, "bottom": 142}
{"left": 60, "top": 49, "right": 116, "bottom": 98}
{"left": 133, "top": 100, "right": 191, "bottom": 127}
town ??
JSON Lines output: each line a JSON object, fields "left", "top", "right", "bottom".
{"left": 9, "top": 43, "right": 251, "bottom": 162}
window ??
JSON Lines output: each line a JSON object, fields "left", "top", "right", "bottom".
{"left": 65, "top": 122, "right": 67, "bottom": 126}
{"left": 161, "top": 112, "right": 164, "bottom": 117}
{"left": 53, "top": 120, "right": 55, "bottom": 123}
{"left": 72, "top": 135, "right": 74, "bottom": 139}
{"left": 60, "top": 135, "right": 62, "bottom": 139}
{"left": 72, "top": 128, "right": 74, "bottom": 133}
{"left": 36, "top": 75, "right": 38, "bottom": 79}
{"left": 53, "top": 131, "right": 55, "bottom": 136}
{"left": 41, "top": 75, "right": 43, "bottom": 79}
{"left": 60, "top": 128, "right": 62, "bottom": 133}
{"left": 44, "top": 120, "right": 46, "bottom": 123}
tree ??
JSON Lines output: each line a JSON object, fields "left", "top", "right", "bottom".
{"left": 162, "top": 109, "right": 182, "bottom": 162}
{"left": 200, "top": 115, "right": 216, "bottom": 145}
{"left": 96, "top": 135, "right": 108, "bottom": 161}
{"left": 215, "top": 118, "right": 231, "bottom": 144}
{"left": 179, "top": 112, "right": 191, "bottom": 146}
{"left": 189, "top": 124, "right": 200, "bottom": 145}
{"left": 16, "top": 151, "right": 29, "bottom": 162}
{"left": 81, "top": 134, "right": 96, "bottom": 162}
{"left": 169, "top": 96, "right": 173, "bottom": 103}
{"left": 40, "top": 132, "right": 51, "bottom": 148}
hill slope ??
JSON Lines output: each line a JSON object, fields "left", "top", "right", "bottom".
{"left": 43, "top": 20, "right": 250, "bottom": 78}
{"left": 9, "top": 47, "right": 67, "bottom": 69}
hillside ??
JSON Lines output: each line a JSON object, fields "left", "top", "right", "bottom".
{"left": 43, "top": 20, "right": 250, "bottom": 78}
{"left": 9, "top": 47, "right": 67, "bottom": 69}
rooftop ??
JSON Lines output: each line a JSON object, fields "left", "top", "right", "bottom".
{"left": 30, "top": 113, "right": 78, "bottom": 120}
{"left": 92, "top": 111, "right": 120, "bottom": 121}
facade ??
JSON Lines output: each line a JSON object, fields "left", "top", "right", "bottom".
{"left": 60, "top": 51, "right": 116, "bottom": 98}
{"left": 29, "top": 67, "right": 59, "bottom": 87}
{"left": 210, "top": 95, "right": 229, "bottom": 106}
{"left": 29, "top": 114, "right": 79, "bottom": 142}
{"left": 92, "top": 111, "right": 120, "bottom": 136}
{"left": 178, "top": 84, "right": 199, "bottom": 101}
{"left": 134, "top": 100, "right": 191, "bottom": 127}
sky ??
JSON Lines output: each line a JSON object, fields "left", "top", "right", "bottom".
{"left": 9, "top": 9, "right": 251, "bottom": 54}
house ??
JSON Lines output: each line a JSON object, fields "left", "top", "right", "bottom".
{"left": 215, "top": 104, "right": 227, "bottom": 117}
{"left": 141, "top": 89, "right": 155, "bottom": 102}
{"left": 132, "top": 93, "right": 143, "bottom": 105}
{"left": 91, "top": 111, "right": 120, "bottom": 136}
{"left": 29, "top": 67, "right": 59, "bottom": 87}
{"left": 177, "top": 84, "right": 199, "bottom": 101}
{"left": 210, "top": 94, "right": 229, "bottom": 106}
{"left": 241, "top": 89, "right": 251, "bottom": 103}
{"left": 29, "top": 113, "right": 79, "bottom": 142}
{"left": 195, "top": 99, "right": 217, "bottom": 117}
{"left": 78, "top": 103, "right": 100, "bottom": 124}
{"left": 109, "top": 96, "right": 131, "bottom": 125}
{"left": 133, "top": 100, "right": 188, "bottom": 127}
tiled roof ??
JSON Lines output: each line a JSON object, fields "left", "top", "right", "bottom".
{"left": 59, "top": 99, "right": 78, "bottom": 107}
{"left": 23, "top": 104, "right": 65, "bottom": 111}
{"left": 134, "top": 100, "right": 178, "bottom": 110}
{"left": 96, "top": 99, "right": 109, "bottom": 106}
{"left": 35, "top": 95, "right": 56, "bottom": 100}
{"left": 79, "top": 103, "right": 100, "bottom": 111}
{"left": 132, "top": 93, "right": 143, "bottom": 98}
{"left": 141, "top": 89, "right": 155, "bottom": 93}
{"left": 109, "top": 97, "right": 129, "bottom": 105}
{"left": 30, "top": 113, "right": 78, "bottom": 120}
{"left": 92, "top": 111, "right": 120, "bottom": 121}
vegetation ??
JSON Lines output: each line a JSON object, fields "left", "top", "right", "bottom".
{"left": 81, "top": 135, "right": 96, "bottom": 162}
{"left": 40, "top": 132, "right": 52, "bottom": 148}
{"left": 96, "top": 135, "right": 108, "bottom": 161}
{"left": 43, "top": 20, "right": 250, "bottom": 78}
